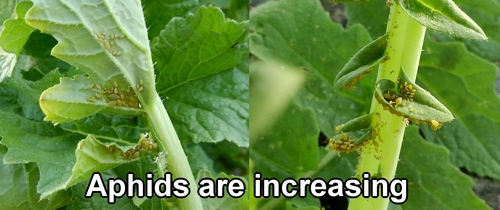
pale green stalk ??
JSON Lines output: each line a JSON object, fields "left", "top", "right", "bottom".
{"left": 145, "top": 93, "right": 203, "bottom": 210}
{"left": 348, "top": 4, "right": 426, "bottom": 210}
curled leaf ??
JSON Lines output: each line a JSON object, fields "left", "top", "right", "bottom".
{"left": 329, "top": 113, "right": 374, "bottom": 154}
{"left": 334, "top": 33, "right": 388, "bottom": 90}
{"left": 397, "top": 0, "right": 487, "bottom": 40}
{"left": 374, "top": 69, "right": 454, "bottom": 129}
{"left": 40, "top": 76, "right": 144, "bottom": 123}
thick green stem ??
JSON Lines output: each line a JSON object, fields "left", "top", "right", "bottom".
{"left": 348, "top": 4, "right": 426, "bottom": 210}
{"left": 145, "top": 93, "right": 203, "bottom": 210}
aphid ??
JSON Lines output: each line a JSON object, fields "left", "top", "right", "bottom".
{"left": 341, "top": 132, "right": 348, "bottom": 140}
{"left": 132, "top": 151, "right": 140, "bottom": 159}
{"left": 119, "top": 34, "right": 125, "bottom": 39}
{"left": 335, "top": 124, "right": 343, "bottom": 132}
{"left": 120, "top": 93, "right": 125, "bottom": 99}
{"left": 430, "top": 120, "right": 441, "bottom": 130}
{"left": 104, "top": 41, "right": 111, "bottom": 50}
{"left": 117, "top": 99, "right": 123, "bottom": 106}
{"left": 96, "top": 84, "right": 102, "bottom": 90}
{"left": 114, "top": 81, "right": 119, "bottom": 87}
{"left": 110, "top": 40, "right": 114, "bottom": 46}
{"left": 87, "top": 96, "right": 96, "bottom": 102}
{"left": 140, "top": 79, "right": 143, "bottom": 85}
{"left": 136, "top": 84, "right": 140, "bottom": 89}
{"left": 395, "top": 97, "right": 403, "bottom": 107}
{"left": 138, "top": 86, "right": 144, "bottom": 92}
{"left": 114, "top": 87, "right": 119, "bottom": 94}
{"left": 152, "top": 143, "right": 158, "bottom": 149}
{"left": 95, "top": 93, "right": 102, "bottom": 99}
{"left": 108, "top": 100, "right": 118, "bottom": 106}
{"left": 109, "top": 94, "right": 120, "bottom": 100}
{"left": 409, "top": 108, "right": 414, "bottom": 112}
{"left": 90, "top": 83, "right": 95, "bottom": 89}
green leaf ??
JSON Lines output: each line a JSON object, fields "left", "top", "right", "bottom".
{"left": 0, "top": 109, "right": 149, "bottom": 199}
{"left": 249, "top": 61, "right": 305, "bottom": 143}
{"left": 397, "top": 126, "right": 490, "bottom": 209}
{"left": 418, "top": 38, "right": 500, "bottom": 179}
{"left": 0, "top": 50, "right": 16, "bottom": 83}
{"left": 0, "top": 67, "right": 60, "bottom": 120}
{"left": 151, "top": 6, "right": 248, "bottom": 146}
{"left": 346, "top": 0, "right": 390, "bottom": 39}
{"left": 334, "top": 33, "right": 387, "bottom": 90}
{"left": 251, "top": 102, "right": 319, "bottom": 177}
{"left": 426, "top": 0, "right": 500, "bottom": 62}
{"left": 0, "top": 110, "right": 82, "bottom": 198}
{"left": 0, "top": 1, "right": 35, "bottom": 55}
{"left": 163, "top": 64, "right": 249, "bottom": 146}
{"left": 0, "top": 146, "right": 71, "bottom": 210}
{"left": 329, "top": 113, "right": 374, "bottom": 154}
{"left": 39, "top": 75, "right": 144, "bottom": 123}
{"left": 196, "top": 170, "right": 249, "bottom": 210}
{"left": 141, "top": 0, "right": 198, "bottom": 40}
{"left": 60, "top": 113, "right": 150, "bottom": 145}
{"left": 374, "top": 71, "right": 454, "bottom": 125}
{"left": 0, "top": 1, "right": 22, "bottom": 25}
{"left": 152, "top": 6, "right": 247, "bottom": 93}
{"left": 66, "top": 170, "right": 138, "bottom": 210}
{"left": 250, "top": 0, "right": 375, "bottom": 137}
{"left": 25, "top": 0, "right": 157, "bottom": 122}
{"left": 397, "top": 0, "right": 487, "bottom": 40}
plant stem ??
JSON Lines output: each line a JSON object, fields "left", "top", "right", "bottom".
{"left": 348, "top": 4, "right": 426, "bottom": 210}
{"left": 145, "top": 93, "right": 203, "bottom": 210}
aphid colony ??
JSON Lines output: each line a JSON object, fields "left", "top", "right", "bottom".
{"left": 375, "top": 79, "right": 443, "bottom": 131}
{"left": 93, "top": 30, "right": 125, "bottom": 56}
{"left": 328, "top": 132, "right": 370, "bottom": 155}
{"left": 87, "top": 80, "right": 144, "bottom": 108}
{"left": 121, "top": 133, "right": 159, "bottom": 160}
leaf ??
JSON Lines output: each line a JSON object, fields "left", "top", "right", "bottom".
{"left": 250, "top": 0, "right": 375, "bottom": 137}
{"left": 151, "top": 6, "right": 248, "bottom": 146}
{"left": 39, "top": 75, "right": 144, "bottom": 123}
{"left": 418, "top": 38, "right": 500, "bottom": 179}
{"left": 0, "top": 146, "right": 71, "bottom": 210}
{"left": 0, "top": 67, "right": 60, "bottom": 121}
{"left": 427, "top": 0, "right": 500, "bottom": 62}
{"left": 0, "top": 109, "right": 150, "bottom": 199}
{"left": 0, "top": 1, "right": 35, "bottom": 55}
{"left": 25, "top": 0, "right": 157, "bottom": 123}
{"left": 66, "top": 170, "right": 138, "bottom": 210}
{"left": 141, "top": 0, "right": 198, "bottom": 40}
{"left": 397, "top": 126, "right": 490, "bottom": 209}
{"left": 60, "top": 113, "right": 150, "bottom": 145}
{"left": 196, "top": 170, "right": 249, "bottom": 210}
{"left": 251, "top": 102, "right": 319, "bottom": 178}
{"left": 374, "top": 71, "right": 454, "bottom": 124}
{"left": 345, "top": 0, "right": 390, "bottom": 39}
{"left": 397, "top": 0, "right": 487, "bottom": 40}
{"left": 334, "top": 33, "right": 388, "bottom": 90}
{"left": 329, "top": 113, "right": 374, "bottom": 154}
{"left": 0, "top": 110, "right": 82, "bottom": 198}
{"left": 0, "top": 50, "right": 16, "bottom": 83}
{"left": 250, "top": 61, "right": 305, "bottom": 143}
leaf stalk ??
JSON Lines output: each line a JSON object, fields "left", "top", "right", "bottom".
{"left": 145, "top": 93, "right": 203, "bottom": 210}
